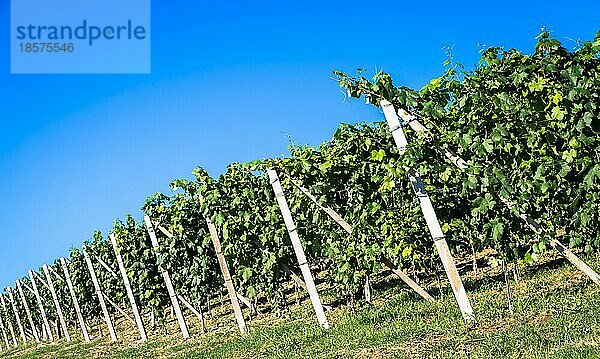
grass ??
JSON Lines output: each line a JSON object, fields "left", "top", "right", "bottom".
{"left": 2, "top": 254, "right": 600, "bottom": 358}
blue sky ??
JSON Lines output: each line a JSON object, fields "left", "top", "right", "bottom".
{"left": 0, "top": 0, "right": 598, "bottom": 288}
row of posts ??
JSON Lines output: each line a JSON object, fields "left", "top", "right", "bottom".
{"left": 0, "top": 100, "right": 466, "bottom": 349}
{"left": 0, "top": 169, "right": 343, "bottom": 350}
{"left": 5, "top": 99, "right": 588, "bottom": 349}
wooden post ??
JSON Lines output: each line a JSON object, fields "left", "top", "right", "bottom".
{"left": 381, "top": 257, "right": 435, "bottom": 302}
{"left": 286, "top": 176, "right": 352, "bottom": 233}
{"left": 143, "top": 216, "right": 189, "bottom": 339}
{"left": 177, "top": 295, "right": 205, "bottom": 333}
{"left": 90, "top": 256, "right": 118, "bottom": 280}
{"left": 110, "top": 234, "right": 147, "bottom": 342}
{"left": 408, "top": 170, "right": 474, "bottom": 321}
{"left": 15, "top": 280, "right": 39, "bottom": 342}
{"left": 31, "top": 272, "right": 51, "bottom": 292}
{"left": 52, "top": 320, "right": 59, "bottom": 339}
{"left": 0, "top": 312, "right": 10, "bottom": 347}
{"left": 28, "top": 270, "right": 53, "bottom": 342}
{"left": 235, "top": 292, "right": 254, "bottom": 313}
{"left": 101, "top": 292, "right": 134, "bottom": 324}
{"left": 206, "top": 218, "right": 247, "bottom": 333}
{"left": 6, "top": 288, "right": 26, "bottom": 343}
{"left": 283, "top": 265, "right": 307, "bottom": 291}
{"left": 364, "top": 275, "right": 371, "bottom": 303}
{"left": 285, "top": 172, "right": 434, "bottom": 302}
{"left": 551, "top": 239, "right": 600, "bottom": 283}
{"left": 59, "top": 258, "right": 90, "bottom": 343}
{"left": 150, "top": 309, "right": 155, "bottom": 329}
{"left": 499, "top": 197, "right": 600, "bottom": 284}
{"left": 396, "top": 108, "right": 469, "bottom": 170}
{"left": 82, "top": 247, "right": 117, "bottom": 342}
{"left": 395, "top": 106, "right": 600, "bottom": 285}
{"left": 381, "top": 100, "right": 408, "bottom": 154}
{"left": 0, "top": 294, "right": 17, "bottom": 346}
{"left": 41, "top": 322, "right": 47, "bottom": 340}
{"left": 267, "top": 169, "right": 329, "bottom": 329}
{"left": 153, "top": 221, "right": 210, "bottom": 331}
{"left": 381, "top": 100, "right": 474, "bottom": 321}
{"left": 42, "top": 265, "right": 71, "bottom": 341}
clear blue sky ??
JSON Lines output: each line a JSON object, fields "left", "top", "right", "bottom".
{"left": 0, "top": 0, "right": 598, "bottom": 288}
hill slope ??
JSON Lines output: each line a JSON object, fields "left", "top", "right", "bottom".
{"left": 2, "top": 254, "right": 600, "bottom": 359}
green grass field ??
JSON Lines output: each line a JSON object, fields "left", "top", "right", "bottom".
{"left": 2, "top": 254, "right": 600, "bottom": 359}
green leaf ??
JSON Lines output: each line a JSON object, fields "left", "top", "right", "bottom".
{"left": 370, "top": 149, "right": 386, "bottom": 162}
{"left": 241, "top": 267, "right": 253, "bottom": 282}
{"left": 551, "top": 106, "right": 565, "bottom": 121}
{"left": 492, "top": 221, "right": 504, "bottom": 241}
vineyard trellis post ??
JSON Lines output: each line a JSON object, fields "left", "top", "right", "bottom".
{"left": 82, "top": 247, "right": 117, "bottom": 342}
{"left": 409, "top": 170, "right": 475, "bottom": 320}
{"left": 51, "top": 320, "right": 59, "bottom": 340}
{"left": 6, "top": 288, "right": 26, "bottom": 343}
{"left": 42, "top": 264, "right": 71, "bottom": 341}
{"left": 393, "top": 105, "right": 600, "bottom": 284}
{"left": 381, "top": 100, "right": 475, "bottom": 321}
{"left": 267, "top": 168, "right": 330, "bottom": 329}
{"left": 109, "top": 234, "right": 148, "bottom": 342}
{"left": 235, "top": 292, "right": 254, "bottom": 313}
{"left": 143, "top": 216, "right": 190, "bottom": 339}
{"left": 28, "top": 270, "right": 53, "bottom": 342}
{"left": 100, "top": 292, "right": 134, "bottom": 324}
{"left": 177, "top": 295, "right": 206, "bottom": 333}
{"left": 206, "top": 218, "right": 248, "bottom": 334}
{"left": 152, "top": 222, "right": 208, "bottom": 333}
{"left": 59, "top": 258, "right": 90, "bottom": 343}
{"left": 550, "top": 240, "right": 600, "bottom": 283}
{"left": 0, "top": 312, "right": 10, "bottom": 348}
{"left": 284, "top": 173, "right": 435, "bottom": 303}
{"left": 15, "top": 280, "right": 39, "bottom": 342}
{"left": 0, "top": 295, "right": 17, "bottom": 346}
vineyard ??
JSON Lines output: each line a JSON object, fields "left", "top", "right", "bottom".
{"left": 0, "top": 30, "right": 599, "bottom": 357}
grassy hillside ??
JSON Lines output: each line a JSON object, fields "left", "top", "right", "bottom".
{"left": 2, "top": 253, "right": 600, "bottom": 359}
